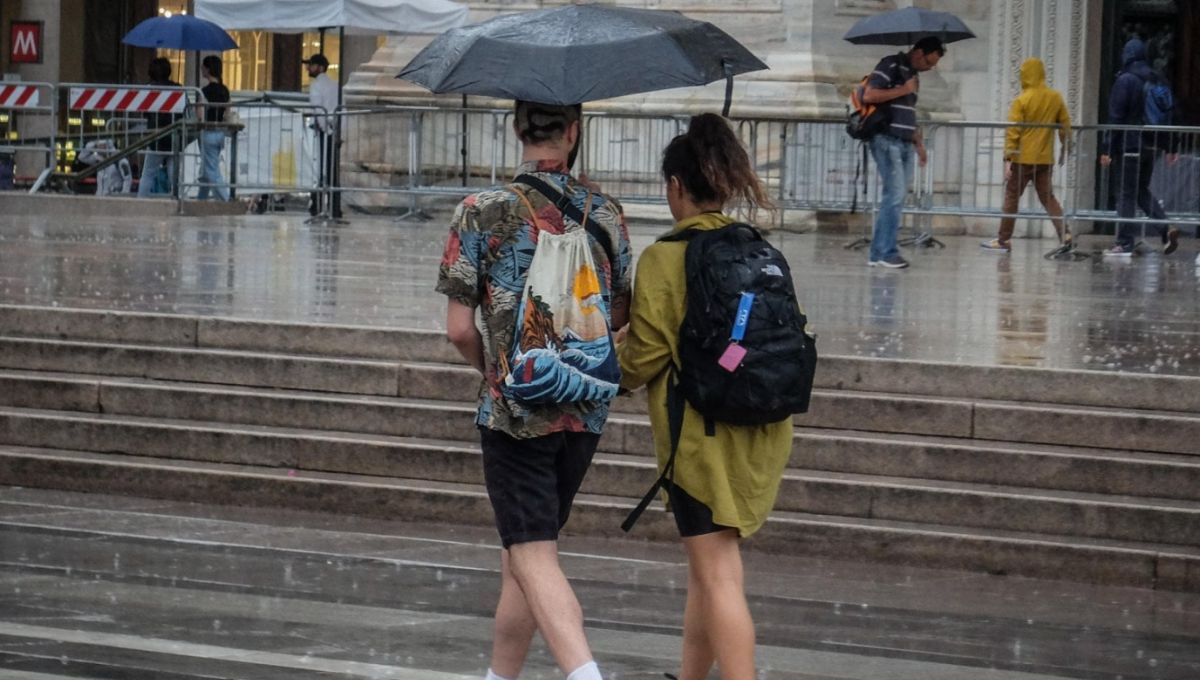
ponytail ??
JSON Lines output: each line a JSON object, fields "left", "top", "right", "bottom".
{"left": 661, "top": 113, "right": 773, "bottom": 216}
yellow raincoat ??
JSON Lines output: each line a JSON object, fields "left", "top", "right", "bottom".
{"left": 617, "top": 212, "right": 792, "bottom": 537}
{"left": 1005, "top": 57, "right": 1072, "bottom": 165}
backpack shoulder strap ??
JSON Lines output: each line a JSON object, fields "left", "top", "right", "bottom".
{"left": 621, "top": 363, "right": 687, "bottom": 533}
{"left": 514, "top": 173, "right": 616, "bottom": 266}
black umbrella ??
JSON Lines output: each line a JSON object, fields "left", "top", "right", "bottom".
{"left": 843, "top": 7, "right": 975, "bottom": 46}
{"left": 397, "top": 4, "right": 767, "bottom": 113}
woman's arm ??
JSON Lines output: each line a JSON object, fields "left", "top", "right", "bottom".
{"left": 617, "top": 247, "right": 676, "bottom": 391}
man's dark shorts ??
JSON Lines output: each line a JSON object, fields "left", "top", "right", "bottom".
{"left": 479, "top": 427, "right": 600, "bottom": 549}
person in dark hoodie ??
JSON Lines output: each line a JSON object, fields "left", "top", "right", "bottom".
{"left": 1099, "top": 37, "right": 1180, "bottom": 256}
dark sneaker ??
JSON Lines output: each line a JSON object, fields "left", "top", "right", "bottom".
{"left": 980, "top": 238, "right": 1010, "bottom": 252}
{"left": 876, "top": 255, "right": 910, "bottom": 269}
{"left": 1164, "top": 228, "right": 1180, "bottom": 255}
{"left": 1103, "top": 244, "right": 1133, "bottom": 257}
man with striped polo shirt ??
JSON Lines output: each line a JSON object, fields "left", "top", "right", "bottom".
{"left": 860, "top": 36, "right": 945, "bottom": 268}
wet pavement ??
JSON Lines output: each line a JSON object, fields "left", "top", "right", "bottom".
{"left": 2, "top": 485, "right": 1199, "bottom": 680}
{"left": 0, "top": 212, "right": 1198, "bottom": 376}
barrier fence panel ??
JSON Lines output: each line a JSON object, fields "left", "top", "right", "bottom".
{"left": 0, "top": 82, "right": 56, "bottom": 192}
{"left": 177, "top": 99, "right": 330, "bottom": 209}
{"left": 1070, "top": 124, "right": 1200, "bottom": 231}
{"left": 779, "top": 118, "right": 864, "bottom": 212}
{"left": 919, "top": 122, "right": 1079, "bottom": 234}
{"left": 59, "top": 83, "right": 205, "bottom": 199}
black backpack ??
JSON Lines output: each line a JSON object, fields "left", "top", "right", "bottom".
{"left": 621, "top": 223, "right": 817, "bottom": 532}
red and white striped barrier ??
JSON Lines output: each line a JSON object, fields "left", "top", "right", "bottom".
{"left": 0, "top": 84, "right": 40, "bottom": 109}
{"left": 69, "top": 87, "right": 187, "bottom": 114}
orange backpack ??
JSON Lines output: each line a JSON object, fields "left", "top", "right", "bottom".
{"left": 846, "top": 75, "right": 890, "bottom": 140}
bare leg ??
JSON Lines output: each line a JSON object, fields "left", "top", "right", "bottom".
{"left": 490, "top": 549, "right": 538, "bottom": 678}
{"left": 679, "top": 530, "right": 755, "bottom": 680}
{"left": 507, "top": 540, "right": 595, "bottom": 674}
{"left": 678, "top": 562, "right": 716, "bottom": 679}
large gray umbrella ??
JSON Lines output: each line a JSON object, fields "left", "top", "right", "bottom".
{"left": 843, "top": 7, "right": 975, "bottom": 46}
{"left": 397, "top": 4, "right": 767, "bottom": 111}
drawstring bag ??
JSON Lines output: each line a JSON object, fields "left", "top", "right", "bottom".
{"left": 499, "top": 185, "right": 620, "bottom": 406}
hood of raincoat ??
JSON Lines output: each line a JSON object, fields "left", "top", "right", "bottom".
{"left": 1120, "top": 38, "right": 1155, "bottom": 80}
{"left": 1019, "top": 57, "right": 1047, "bottom": 90}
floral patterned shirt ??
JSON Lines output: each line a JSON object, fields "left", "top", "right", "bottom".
{"left": 435, "top": 159, "right": 632, "bottom": 439}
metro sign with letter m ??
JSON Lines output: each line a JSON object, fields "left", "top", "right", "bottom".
{"left": 11, "top": 21, "right": 43, "bottom": 64}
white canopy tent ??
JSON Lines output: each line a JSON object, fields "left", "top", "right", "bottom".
{"left": 194, "top": 0, "right": 469, "bottom": 35}
{"left": 194, "top": 0, "right": 468, "bottom": 218}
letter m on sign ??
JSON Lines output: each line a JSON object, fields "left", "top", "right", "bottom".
{"left": 10, "top": 21, "right": 42, "bottom": 64}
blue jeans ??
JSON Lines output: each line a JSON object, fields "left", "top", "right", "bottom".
{"left": 868, "top": 134, "right": 915, "bottom": 262}
{"left": 137, "top": 151, "right": 175, "bottom": 198}
{"left": 198, "top": 130, "right": 229, "bottom": 201}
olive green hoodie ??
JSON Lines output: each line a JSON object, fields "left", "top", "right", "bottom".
{"left": 1004, "top": 58, "right": 1072, "bottom": 165}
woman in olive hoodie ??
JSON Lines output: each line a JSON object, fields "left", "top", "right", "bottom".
{"left": 617, "top": 114, "right": 790, "bottom": 680}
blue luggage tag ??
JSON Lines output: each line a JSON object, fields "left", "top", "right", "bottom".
{"left": 731, "top": 292, "right": 755, "bottom": 342}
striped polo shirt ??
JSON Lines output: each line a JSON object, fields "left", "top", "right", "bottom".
{"left": 867, "top": 52, "right": 919, "bottom": 141}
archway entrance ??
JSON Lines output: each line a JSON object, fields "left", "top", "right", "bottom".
{"left": 1100, "top": 0, "right": 1199, "bottom": 124}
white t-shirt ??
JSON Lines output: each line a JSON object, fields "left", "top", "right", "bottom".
{"left": 308, "top": 72, "right": 338, "bottom": 134}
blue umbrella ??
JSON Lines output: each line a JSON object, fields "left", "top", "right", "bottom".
{"left": 122, "top": 14, "right": 238, "bottom": 51}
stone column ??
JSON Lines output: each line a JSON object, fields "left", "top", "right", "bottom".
{"left": 10, "top": 0, "right": 62, "bottom": 178}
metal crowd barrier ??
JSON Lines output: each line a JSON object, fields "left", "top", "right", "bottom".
{"left": 176, "top": 98, "right": 331, "bottom": 212}
{"left": 921, "top": 121, "right": 1200, "bottom": 236}
{"left": 57, "top": 83, "right": 205, "bottom": 199}
{"left": 0, "top": 81, "right": 57, "bottom": 193}
{"left": 22, "top": 87, "right": 1199, "bottom": 237}
{"left": 331, "top": 107, "right": 875, "bottom": 227}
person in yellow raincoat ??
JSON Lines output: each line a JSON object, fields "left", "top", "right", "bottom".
{"left": 982, "top": 57, "right": 1073, "bottom": 251}
{"left": 617, "top": 113, "right": 791, "bottom": 680}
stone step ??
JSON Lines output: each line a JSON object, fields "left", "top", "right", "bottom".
{"left": 6, "top": 304, "right": 1200, "bottom": 413}
{"left": 793, "top": 428, "right": 1200, "bottom": 502}
{"left": 0, "top": 336, "right": 401, "bottom": 396}
{"left": 2, "top": 406, "right": 1197, "bottom": 546}
{"left": 2, "top": 369, "right": 1200, "bottom": 491}
{"left": 398, "top": 362, "right": 1200, "bottom": 456}
{"left": 2, "top": 447, "right": 1196, "bottom": 591}
{"left": 2, "top": 390, "right": 1197, "bottom": 501}
{"left": 118, "top": 372, "right": 1200, "bottom": 456}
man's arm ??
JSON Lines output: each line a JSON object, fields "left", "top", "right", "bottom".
{"left": 913, "top": 127, "right": 927, "bottom": 167}
{"left": 446, "top": 299, "right": 485, "bottom": 375}
{"left": 861, "top": 77, "right": 917, "bottom": 105}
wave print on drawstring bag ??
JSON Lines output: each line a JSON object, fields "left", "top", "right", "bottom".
{"left": 499, "top": 185, "right": 620, "bottom": 406}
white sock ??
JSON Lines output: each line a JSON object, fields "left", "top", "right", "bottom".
{"left": 566, "top": 660, "right": 602, "bottom": 680}
{"left": 485, "top": 670, "right": 514, "bottom": 680}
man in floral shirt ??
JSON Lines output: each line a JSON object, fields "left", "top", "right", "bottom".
{"left": 436, "top": 100, "right": 631, "bottom": 680}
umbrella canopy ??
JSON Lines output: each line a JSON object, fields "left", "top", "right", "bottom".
{"left": 397, "top": 4, "right": 768, "bottom": 105}
{"left": 194, "top": 0, "right": 468, "bottom": 35}
{"left": 843, "top": 7, "right": 975, "bottom": 46}
{"left": 122, "top": 14, "right": 238, "bottom": 51}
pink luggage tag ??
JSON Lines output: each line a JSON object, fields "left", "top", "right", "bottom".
{"left": 717, "top": 292, "right": 755, "bottom": 372}
{"left": 718, "top": 343, "right": 748, "bottom": 372}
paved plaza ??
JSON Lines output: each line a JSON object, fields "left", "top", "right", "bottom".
{"left": 1, "top": 210, "right": 1200, "bottom": 679}
{"left": 3, "top": 486, "right": 1199, "bottom": 680}
{"left": 0, "top": 211, "right": 1198, "bottom": 376}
